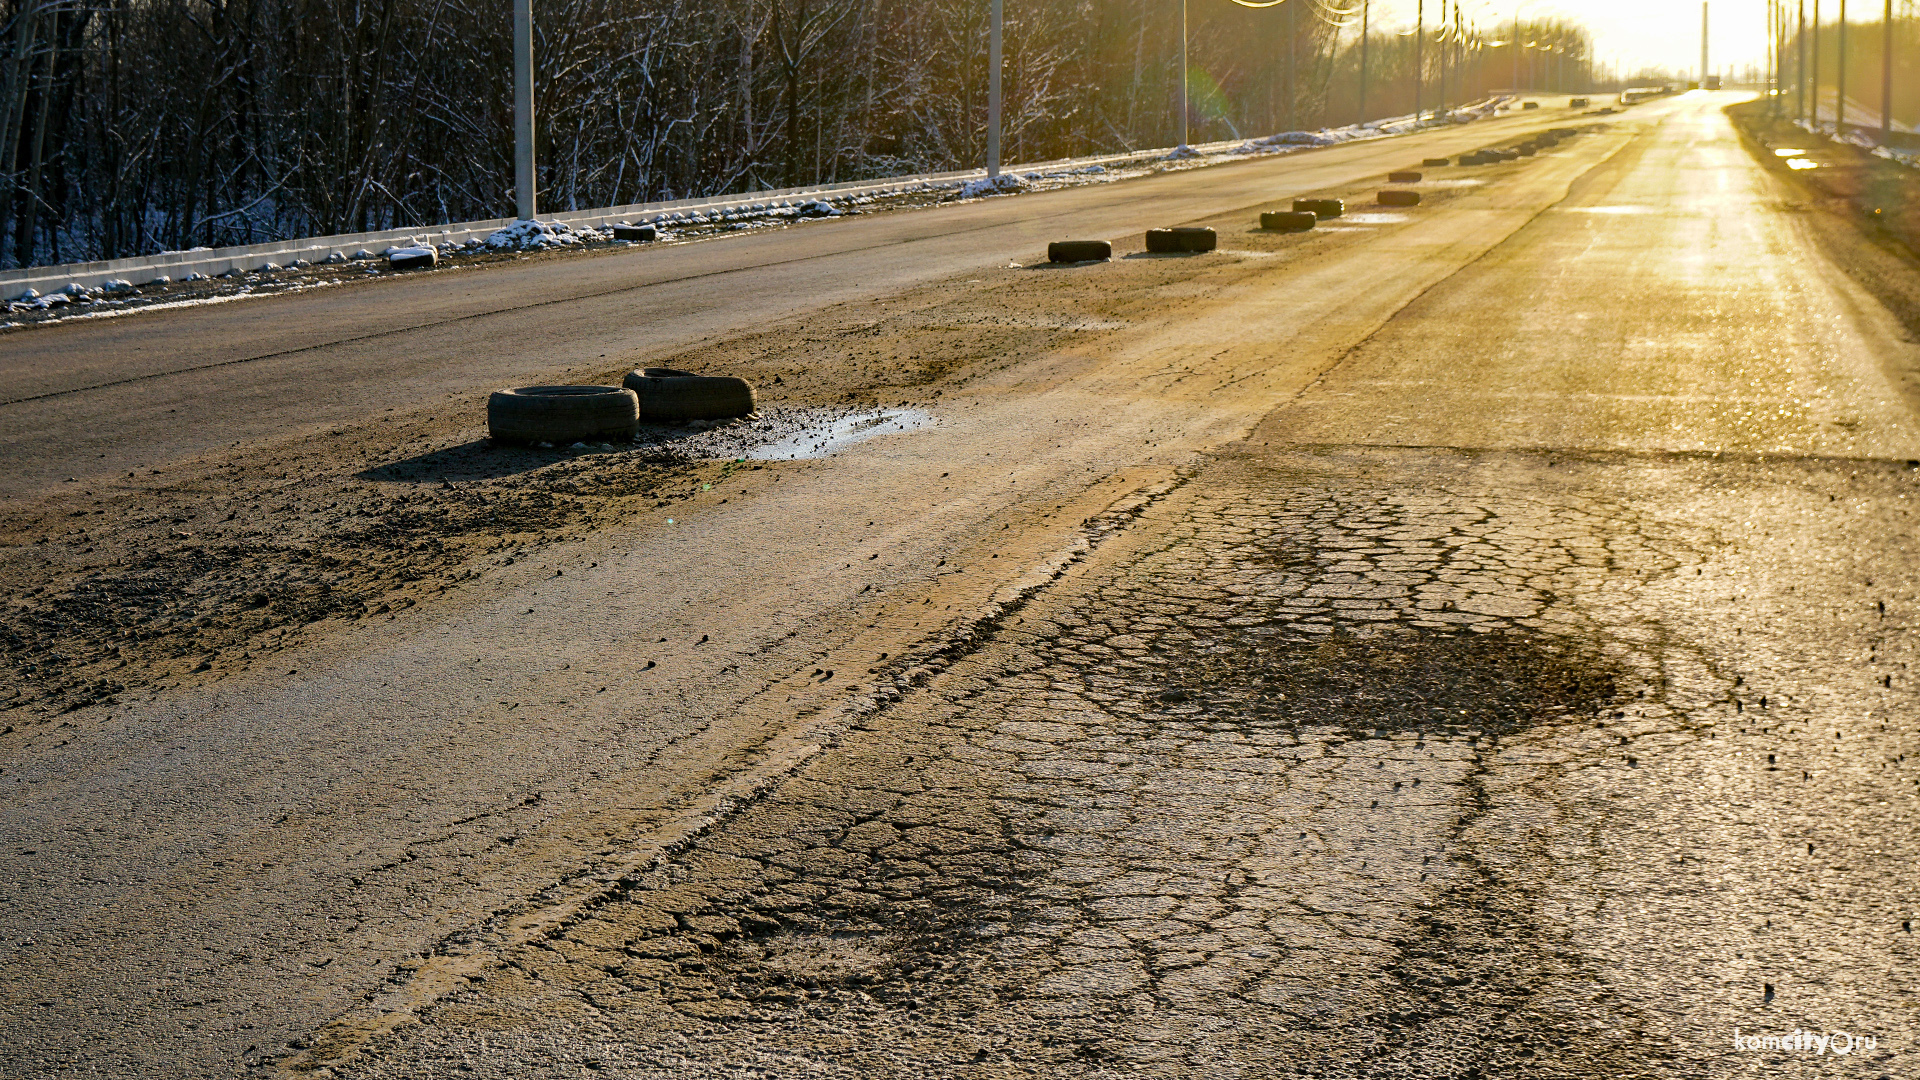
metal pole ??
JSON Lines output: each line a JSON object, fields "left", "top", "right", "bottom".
{"left": 1359, "top": 0, "right": 1370, "bottom": 124}
{"left": 1286, "top": 0, "right": 1295, "bottom": 131}
{"left": 1798, "top": 0, "right": 1806, "bottom": 120}
{"left": 1415, "top": 0, "right": 1423, "bottom": 121}
{"left": 1812, "top": 0, "right": 1821, "bottom": 124}
{"left": 1512, "top": 15, "right": 1520, "bottom": 90}
{"left": 1837, "top": 0, "right": 1847, "bottom": 134}
{"left": 514, "top": 0, "right": 536, "bottom": 221}
{"left": 988, "top": 0, "right": 1002, "bottom": 176}
{"left": 1179, "top": 0, "right": 1189, "bottom": 147}
{"left": 1882, "top": 0, "right": 1893, "bottom": 145}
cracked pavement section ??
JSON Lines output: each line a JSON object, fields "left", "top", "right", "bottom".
{"left": 333, "top": 447, "right": 1918, "bottom": 1079}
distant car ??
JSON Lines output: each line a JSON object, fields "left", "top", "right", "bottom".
{"left": 1569, "top": 97, "right": 1590, "bottom": 107}
{"left": 1705, "top": 75, "right": 1722, "bottom": 90}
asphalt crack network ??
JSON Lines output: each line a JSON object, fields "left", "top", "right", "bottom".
{"left": 311, "top": 444, "right": 1778, "bottom": 1079}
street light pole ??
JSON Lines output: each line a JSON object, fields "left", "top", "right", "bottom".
{"left": 514, "top": 0, "right": 536, "bottom": 221}
{"left": 1286, "top": 0, "right": 1296, "bottom": 131}
{"left": 1812, "top": 0, "right": 1821, "bottom": 125}
{"left": 1881, "top": 0, "right": 1892, "bottom": 146}
{"left": 988, "top": 0, "right": 1002, "bottom": 177}
{"left": 1836, "top": 0, "right": 1847, "bottom": 134}
{"left": 1358, "top": 0, "right": 1370, "bottom": 125}
{"left": 1797, "top": 0, "right": 1806, "bottom": 120}
{"left": 1179, "top": 0, "right": 1190, "bottom": 147}
{"left": 1415, "top": 0, "right": 1424, "bottom": 121}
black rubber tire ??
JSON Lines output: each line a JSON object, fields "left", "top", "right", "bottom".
{"left": 488, "top": 385, "right": 638, "bottom": 444}
{"left": 1259, "top": 210, "right": 1317, "bottom": 232}
{"left": 612, "top": 224, "right": 657, "bottom": 242}
{"left": 622, "top": 368, "right": 756, "bottom": 421}
{"left": 1459, "top": 153, "right": 1487, "bottom": 165}
{"left": 1144, "top": 226, "right": 1217, "bottom": 253}
{"left": 1293, "top": 198, "right": 1344, "bottom": 218}
{"left": 1387, "top": 170, "right": 1422, "bottom": 183}
{"left": 1422, "top": 157, "right": 1450, "bottom": 167}
{"left": 1377, "top": 189, "right": 1422, "bottom": 207}
{"left": 388, "top": 249, "right": 436, "bottom": 271}
{"left": 1048, "top": 239, "right": 1111, "bottom": 263}
{"left": 1517, "top": 144, "right": 1537, "bottom": 156}
{"left": 1522, "top": 101, "right": 1540, "bottom": 109}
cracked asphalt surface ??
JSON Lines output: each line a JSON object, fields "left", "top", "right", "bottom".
{"left": 3, "top": 92, "right": 1919, "bottom": 1078}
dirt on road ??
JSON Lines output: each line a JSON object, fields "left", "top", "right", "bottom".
{"left": 0, "top": 167, "right": 1501, "bottom": 722}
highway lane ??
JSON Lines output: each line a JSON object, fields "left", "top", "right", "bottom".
{"left": 5, "top": 91, "right": 1917, "bottom": 1079}
{"left": 0, "top": 100, "right": 1590, "bottom": 500}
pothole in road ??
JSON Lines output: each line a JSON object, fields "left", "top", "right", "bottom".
{"left": 348, "top": 450, "right": 1707, "bottom": 1078}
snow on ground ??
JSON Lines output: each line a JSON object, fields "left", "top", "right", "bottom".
{"left": 1, "top": 96, "right": 1526, "bottom": 326}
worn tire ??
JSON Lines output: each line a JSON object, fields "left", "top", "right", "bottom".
{"left": 1422, "top": 157, "right": 1450, "bottom": 167}
{"left": 1377, "top": 189, "right": 1422, "bottom": 207}
{"left": 489, "top": 385, "right": 638, "bottom": 444}
{"left": 1518, "top": 144, "right": 1538, "bottom": 156}
{"left": 1459, "top": 152, "right": 1487, "bottom": 165}
{"left": 1259, "top": 210, "right": 1317, "bottom": 232}
{"left": 1145, "top": 226, "right": 1217, "bottom": 253}
{"left": 1048, "top": 239, "right": 1111, "bottom": 263}
{"left": 623, "top": 368, "right": 756, "bottom": 421}
{"left": 1387, "top": 170, "right": 1422, "bottom": 183}
{"left": 1293, "top": 197, "right": 1344, "bottom": 219}
{"left": 612, "top": 223, "right": 657, "bottom": 242}
{"left": 388, "top": 249, "right": 436, "bottom": 271}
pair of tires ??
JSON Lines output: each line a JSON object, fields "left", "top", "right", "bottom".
{"left": 1145, "top": 227, "right": 1217, "bottom": 254}
{"left": 488, "top": 369, "right": 755, "bottom": 444}
{"left": 1293, "top": 198, "right": 1344, "bottom": 219}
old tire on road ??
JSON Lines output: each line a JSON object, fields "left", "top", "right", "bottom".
{"left": 1259, "top": 210, "right": 1317, "bottom": 232}
{"left": 489, "top": 385, "right": 638, "bottom": 444}
{"left": 1047, "top": 240, "right": 1112, "bottom": 263}
{"left": 623, "top": 368, "right": 757, "bottom": 421}
{"left": 1145, "top": 226, "right": 1217, "bottom": 254}
{"left": 1377, "top": 190, "right": 1422, "bottom": 207}
{"left": 1293, "top": 197, "right": 1344, "bottom": 219}
{"left": 1387, "top": 170, "right": 1422, "bottom": 183}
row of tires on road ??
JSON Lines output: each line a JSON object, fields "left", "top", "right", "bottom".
{"left": 1046, "top": 176, "right": 1423, "bottom": 262}
{"left": 487, "top": 368, "right": 758, "bottom": 445}
{"left": 1047, "top": 126, "right": 1582, "bottom": 262}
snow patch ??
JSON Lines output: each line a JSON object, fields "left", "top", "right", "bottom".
{"left": 955, "top": 174, "right": 1030, "bottom": 199}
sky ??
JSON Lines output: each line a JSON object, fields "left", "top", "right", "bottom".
{"left": 1363, "top": 0, "right": 1773, "bottom": 78}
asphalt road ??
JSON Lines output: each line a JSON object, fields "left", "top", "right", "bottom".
{"left": 3, "top": 92, "right": 1917, "bottom": 1079}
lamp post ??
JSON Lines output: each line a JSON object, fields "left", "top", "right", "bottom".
{"left": 1836, "top": 0, "right": 1846, "bottom": 134}
{"left": 1359, "top": 0, "right": 1371, "bottom": 125}
{"left": 1415, "top": 0, "right": 1424, "bottom": 121}
{"left": 1797, "top": 0, "right": 1805, "bottom": 120}
{"left": 514, "top": 0, "right": 536, "bottom": 220}
{"left": 1179, "top": 0, "right": 1189, "bottom": 147}
{"left": 1812, "top": 0, "right": 1820, "bottom": 125}
{"left": 988, "top": 0, "right": 1002, "bottom": 176}
{"left": 1880, "top": 0, "right": 1892, "bottom": 146}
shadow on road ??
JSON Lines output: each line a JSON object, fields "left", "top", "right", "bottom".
{"left": 359, "top": 428, "right": 705, "bottom": 484}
